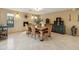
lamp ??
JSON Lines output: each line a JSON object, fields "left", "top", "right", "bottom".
{"left": 31, "top": 16, "right": 34, "bottom": 19}
{"left": 34, "top": 16, "right": 37, "bottom": 19}
{"left": 16, "top": 12, "right": 20, "bottom": 18}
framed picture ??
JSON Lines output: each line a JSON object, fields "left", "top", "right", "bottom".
{"left": 69, "top": 14, "right": 71, "bottom": 21}
{"left": 78, "top": 15, "right": 79, "bottom": 21}
{"left": 7, "top": 13, "right": 14, "bottom": 28}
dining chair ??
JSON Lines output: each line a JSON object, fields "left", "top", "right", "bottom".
{"left": 45, "top": 24, "right": 52, "bottom": 37}
{"left": 25, "top": 24, "right": 31, "bottom": 36}
{"left": 31, "top": 25, "right": 40, "bottom": 39}
{"left": 30, "top": 25, "right": 36, "bottom": 38}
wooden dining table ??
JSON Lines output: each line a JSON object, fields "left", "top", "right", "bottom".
{"left": 25, "top": 24, "right": 49, "bottom": 41}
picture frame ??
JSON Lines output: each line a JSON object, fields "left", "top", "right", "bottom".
{"left": 78, "top": 15, "right": 79, "bottom": 21}
{"left": 69, "top": 14, "right": 71, "bottom": 21}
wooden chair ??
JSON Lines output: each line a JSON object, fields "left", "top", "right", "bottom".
{"left": 25, "top": 24, "right": 31, "bottom": 36}
{"left": 45, "top": 24, "right": 52, "bottom": 37}
{"left": 31, "top": 25, "right": 40, "bottom": 39}
{"left": 30, "top": 25, "right": 36, "bottom": 37}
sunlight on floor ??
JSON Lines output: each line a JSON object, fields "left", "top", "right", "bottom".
{"left": 0, "top": 32, "right": 79, "bottom": 50}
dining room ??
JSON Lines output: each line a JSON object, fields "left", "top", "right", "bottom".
{"left": 0, "top": 8, "right": 79, "bottom": 50}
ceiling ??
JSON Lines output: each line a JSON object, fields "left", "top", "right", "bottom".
{"left": 8, "top": 8, "right": 69, "bottom": 14}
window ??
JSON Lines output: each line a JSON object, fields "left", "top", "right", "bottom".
{"left": 7, "top": 13, "right": 14, "bottom": 28}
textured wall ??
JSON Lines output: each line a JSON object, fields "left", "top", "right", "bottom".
{"left": 0, "top": 8, "right": 32, "bottom": 33}
{"left": 42, "top": 9, "right": 79, "bottom": 35}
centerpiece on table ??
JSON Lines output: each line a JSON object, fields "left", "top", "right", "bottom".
{"left": 32, "top": 17, "right": 44, "bottom": 27}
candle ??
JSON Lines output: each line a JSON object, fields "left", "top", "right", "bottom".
{"left": 35, "top": 25, "right": 37, "bottom": 28}
{"left": 42, "top": 24, "right": 44, "bottom": 27}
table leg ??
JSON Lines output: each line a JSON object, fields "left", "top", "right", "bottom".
{"left": 40, "top": 31, "right": 44, "bottom": 41}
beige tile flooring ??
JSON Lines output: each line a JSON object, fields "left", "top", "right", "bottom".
{"left": 0, "top": 31, "right": 79, "bottom": 50}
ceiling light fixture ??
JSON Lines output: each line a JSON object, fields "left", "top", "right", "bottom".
{"left": 33, "top": 8, "right": 43, "bottom": 11}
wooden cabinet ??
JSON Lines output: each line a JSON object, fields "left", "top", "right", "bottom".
{"left": 52, "top": 17, "right": 65, "bottom": 34}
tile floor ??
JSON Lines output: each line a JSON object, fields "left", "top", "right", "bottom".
{"left": 0, "top": 31, "right": 79, "bottom": 50}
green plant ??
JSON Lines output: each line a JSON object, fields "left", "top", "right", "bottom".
{"left": 34, "top": 18, "right": 43, "bottom": 25}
